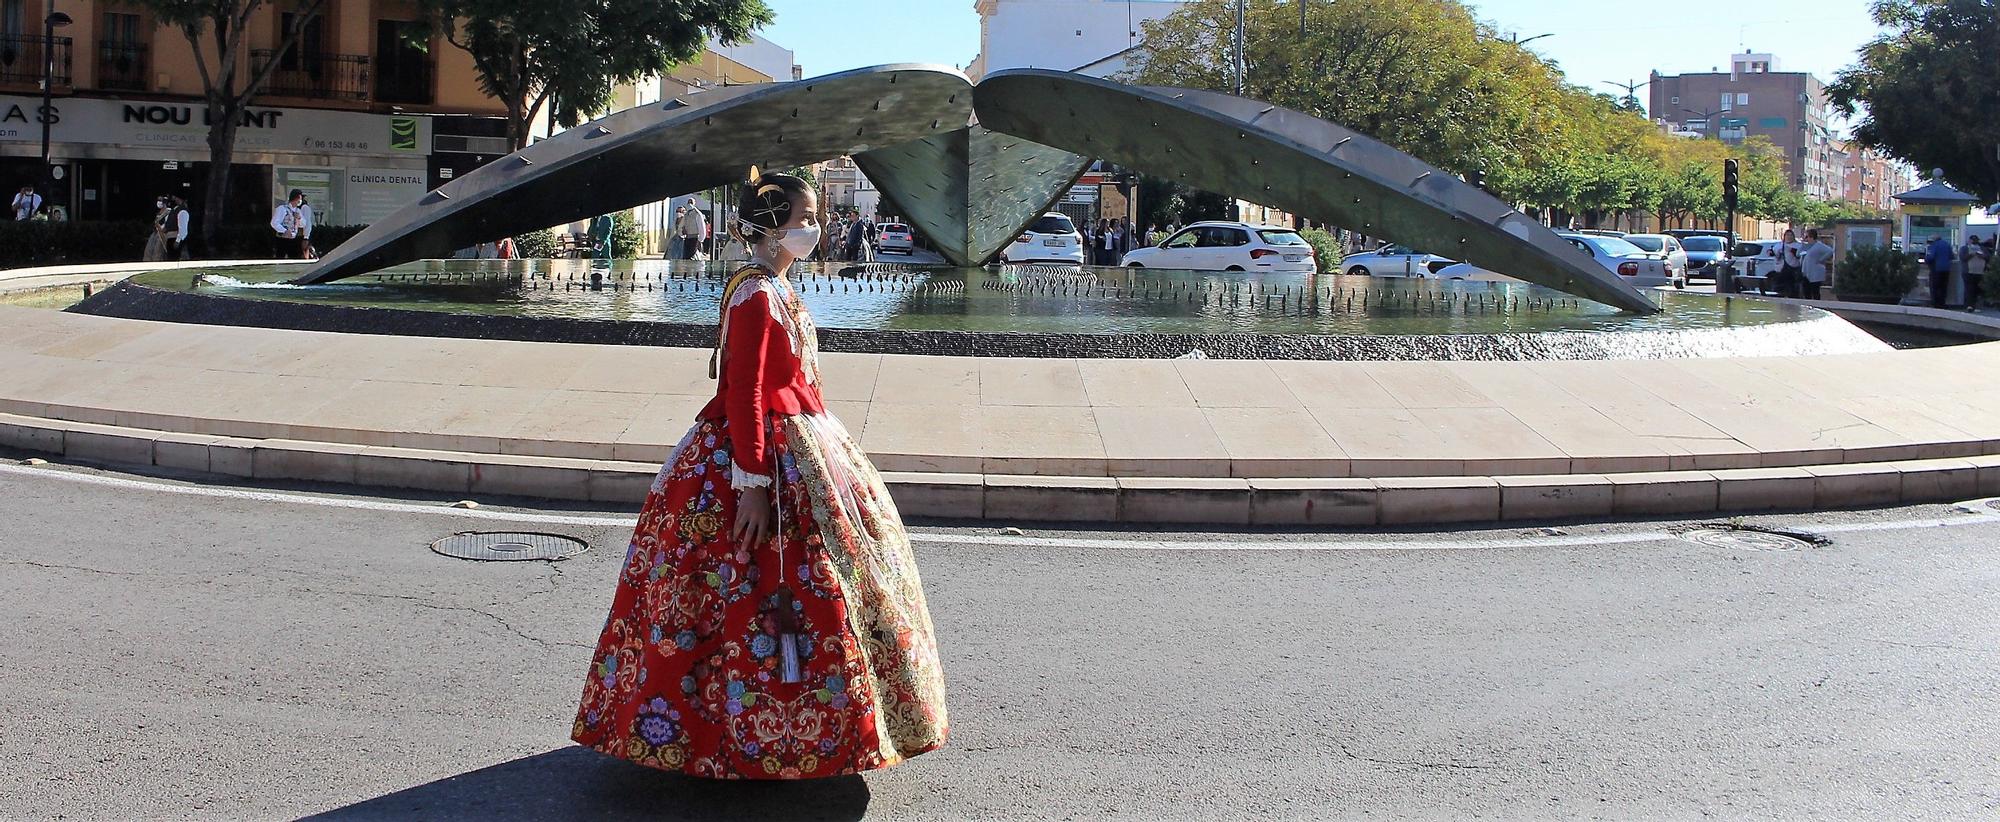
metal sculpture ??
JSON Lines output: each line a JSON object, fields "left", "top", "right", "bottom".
{"left": 854, "top": 126, "right": 1089, "bottom": 266}
{"left": 294, "top": 64, "right": 1657, "bottom": 313}
{"left": 973, "top": 70, "right": 1657, "bottom": 314}
{"left": 295, "top": 64, "right": 975, "bottom": 284}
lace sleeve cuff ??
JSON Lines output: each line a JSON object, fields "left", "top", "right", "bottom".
{"left": 730, "top": 461, "right": 773, "bottom": 490}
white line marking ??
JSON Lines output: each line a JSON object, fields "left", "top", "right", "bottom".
{"left": 6, "top": 461, "right": 2000, "bottom": 551}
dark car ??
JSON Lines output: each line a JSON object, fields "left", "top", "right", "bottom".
{"left": 1678, "top": 234, "right": 1731, "bottom": 280}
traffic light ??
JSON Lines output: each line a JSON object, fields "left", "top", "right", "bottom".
{"left": 1723, "top": 159, "right": 1740, "bottom": 212}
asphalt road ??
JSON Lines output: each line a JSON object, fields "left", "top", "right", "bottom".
{"left": 2, "top": 457, "right": 1997, "bottom": 821}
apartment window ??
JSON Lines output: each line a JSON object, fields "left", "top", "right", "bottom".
{"left": 97, "top": 12, "right": 146, "bottom": 90}
{"left": 374, "top": 19, "right": 433, "bottom": 104}
{"left": 278, "top": 11, "right": 325, "bottom": 71}
{"left": 1737, "top": 93, "right": 1749, "bottom": 105}
{"left": 1669, "top": 96, "right": 1679, "bottom": 105}
{"left": 0, "top": 0, "right": 21, "bottom": 35}
{"left": 1720, "top": 93, "right": 1733, "bottom": 112}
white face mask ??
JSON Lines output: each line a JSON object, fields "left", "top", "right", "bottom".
{"left": 776, "top": 224, "right": 821, "bottom": 257}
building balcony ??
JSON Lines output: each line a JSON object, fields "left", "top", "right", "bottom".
{"left": 97, "top": 42, "right": 147, "bottom": 91}
{"left": 252, "top": 49, "right": 369, "bottom": 101}
{"left": 0, "top": 33, "right": 72, "bottom": 88}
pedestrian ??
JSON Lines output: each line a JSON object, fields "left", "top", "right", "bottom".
{"left": 1763, "top": 230, "right": 1804, "bottom": 298}
{"left": 676, "top": 203, "right": 707, "bottom": 261}
{"left": 142, "top": 195, "right": 171, "bottom": 262}
{"left": 1926, "top": 234, "right": 1956, "bottom": 308}
{"left": 1101, "top": 220, "right": 1122, "bottom": 266}
{"left": 844, "top": 212, "right": 871, "bottom": 262}
{"left": 1800, "top": 228, "right": 1833, "bottom": 301}
{"left": 11, "top": 185, "right": 40, "bottom": 221}
{"left": 296, "top": 194, "right": 317, "bottom": 258}
{"left": 270, "top": 189, "right": 310, "bottom": 259}
{"left": 1963, "top": 234, "right": 1989, "bottom": 309}
{"left": 164, "top": 195, "right": 191, "bottom": 261}
{"left": 570, "top": 167, "right": 948, "bottom": 780}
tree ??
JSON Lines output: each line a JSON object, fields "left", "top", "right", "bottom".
{"left": 1829, "top": 0, "right": 2000, "bottom": 201}
{"left": 1124, "top": 0, "right": 1575, "bottom": 182}
{"left": 417, "top": 0, "right": 774, "bottom": 149}
{"left": 138, "top": 0, "right": 328, "bottom": 247}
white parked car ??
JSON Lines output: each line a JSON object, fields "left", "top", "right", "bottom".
{"left": 999, "top": 213, "right": 1084, "bottom": 265}
{"left": 1120, "top": 221, "right": 1317, "bottom": 273}
{"left": 1428, "top": 262, "right": 1520, "bottom": 282}
{"left": 1621, "top": 234, "right": 1689, "bottom": 288}
{"left": 1340, "top": 244, "right": 1456, "bottom": 278}
{"left": 1560, "top": 232, "right": 1673, "bottom": 288}
{"left": 878, "top": 222, "right": 915, "bottom": 255}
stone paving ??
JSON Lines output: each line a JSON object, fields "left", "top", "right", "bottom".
{"left": 5, "top": 302, "right": 2000, "bottom": 524}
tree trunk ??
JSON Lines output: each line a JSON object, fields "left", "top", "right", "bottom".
{"left": 201, "top": 101, "right": 243, "bottom": 252}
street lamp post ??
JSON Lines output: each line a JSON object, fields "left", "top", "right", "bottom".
{"left": 40, "top": 10, "right": 72, "bottom": 209}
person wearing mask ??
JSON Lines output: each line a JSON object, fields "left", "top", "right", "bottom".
{"left": 270, "top": 189, "right": 311, "bottom": 259}
{"left": 1800, "top": 229, "right": 1834, "bottom": 301}
{"left": 1963, "top": 234, "right": 1989, "bottom": 309}
{"left": 1765, "top": 229, "right": 1805, "bottom": 298}
{"left": 162, "top": 195, "right": 191, "bottom": 261}
{"left": 1926, "top": 234, "right": 1957, "bottom": 308}
{"left": 12, "top": 185, "right": 41, "bottom": 221}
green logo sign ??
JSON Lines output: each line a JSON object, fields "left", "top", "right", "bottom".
{"left": 390, "top": 117, "right": 418, "bottom": 151}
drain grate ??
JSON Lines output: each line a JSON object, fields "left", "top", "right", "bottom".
{"left": 1678, "top": 525, "right": 1826, "bottom": 552}
{"left": 431, "top": 532, "right": 588, "bottom": 562}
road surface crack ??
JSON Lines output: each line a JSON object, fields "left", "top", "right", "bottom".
{"left": 320, "top": 588, "right": 592, "bottom": 651}
{"left": 0, "top": 559, "right": 152, "bottom": 578}
{"left": 1338, "top": 742, "right": 1495, "bottom": 771}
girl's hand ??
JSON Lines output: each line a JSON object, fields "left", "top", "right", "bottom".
{"left": 731, "top": 486, "right": 774, "bottom": 546}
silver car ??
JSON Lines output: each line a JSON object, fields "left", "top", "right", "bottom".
{"left": 1622, "top": 234, "right": 1689, "bottom": 288}
{"left": 1340, "top": 244, "right": 1455, "bottom": 278}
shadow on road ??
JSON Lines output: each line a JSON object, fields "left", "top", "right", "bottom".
{"left": 302, "top": 747, "right": 871, "bottom": 821}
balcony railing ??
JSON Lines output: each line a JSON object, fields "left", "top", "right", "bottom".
{"left": 97, "top": 41, "right": 147, "bottom": 91}
{"left": 0, "top": 33, "right": 73, "bottom": 87}
{"left": 252, "top": 49, "right": 369, "bottom": 101}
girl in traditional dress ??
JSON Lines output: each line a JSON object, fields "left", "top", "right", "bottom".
{"left": 572, "top": 169, "right": 949, "bottom": 779}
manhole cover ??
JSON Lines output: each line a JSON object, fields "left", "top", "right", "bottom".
{"left": 1678, "top": 526, "right": 1824, "bottom": 552}
{"left": 430, "top": 532, "right": 587, "bottom": 562}
{"left": 1951, "top": 498, "right": 2000, "bottom": 515}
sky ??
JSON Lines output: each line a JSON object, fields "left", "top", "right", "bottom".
{"left": 759, "top": 0, "right": 1885, "bottom": 127}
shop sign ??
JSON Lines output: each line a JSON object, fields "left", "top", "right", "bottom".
{"left": 0, "top": 95, "right": 432, "bottom": 159}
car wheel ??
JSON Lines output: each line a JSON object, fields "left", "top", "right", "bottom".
{"left": 1226, "top": 266, "right": 1245, "bottom": 272}
{"left": 1347, "top": 266, "right": 1369, "bottom": 276}
{"left": 1127, "top": 263, "right": 1144, "bottom": 268}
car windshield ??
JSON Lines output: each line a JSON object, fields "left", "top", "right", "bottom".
{"left": 1258, "top": 230, "right": 1306, "bottom": 246}
{"left": 1029, "top": 215, "right": 1075, "bottom": 234}
{"left": 1582, "top": 236, "right": 1646, "bottom": 256}
{"left": 1625, "top": 236, "right": 1664, "bottom": 252}
{"left": 1682, "top": 237, "right": 1725, "bottom": 251}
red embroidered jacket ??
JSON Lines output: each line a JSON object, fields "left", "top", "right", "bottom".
{"left": 699, "top": 268, "right": 824, "bottom": 487}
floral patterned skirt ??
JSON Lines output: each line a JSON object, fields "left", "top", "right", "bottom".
{"left": 572, "top": 412, "right": 949, "bottom": 779}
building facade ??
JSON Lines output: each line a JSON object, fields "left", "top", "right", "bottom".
{"left": 1649, "top": 52, "right": 1839, "bottom": 200}
{"left": 0, "top": 0, "right": 517, "bottom": 228}
{"left": 1837, "top": 141, "right": 1917, "bottom": 214}
{"left": 967, "top": 0, "right": 1187, "bottom": 81}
